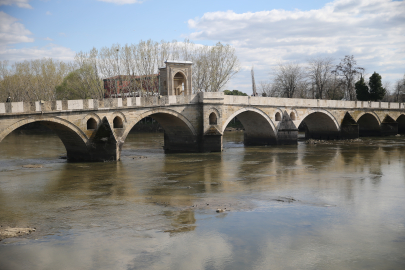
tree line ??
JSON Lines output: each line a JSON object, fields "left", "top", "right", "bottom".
{"left": 1, "top": 46, "right": 404, "bottom": 103}
{"left": 0, "top": 39, "right": 240, "bottom": 102}
{"left": 260, "top": 55, "right": 405, "bottom": 102}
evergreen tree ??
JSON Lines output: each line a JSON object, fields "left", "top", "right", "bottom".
{"left": 369, "top": 72, "right": 386, "bottom": 101}
{"left": 355, "top": 76, "right": 369, "bottom": 101}
{"left": 223, "top": 89, "right": 248, "bottom": 96}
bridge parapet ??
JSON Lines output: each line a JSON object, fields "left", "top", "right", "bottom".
{"left": 0, "top": 94, "right": 200, "bottom": 115}
{"left": 2, "top": 93, "right": 405, "bottom": 115}
{"left": 222, "top": 94, "right": 405, "bottom": 110}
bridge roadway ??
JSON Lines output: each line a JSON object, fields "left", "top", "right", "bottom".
{"left": 1, "top": 92, "right": 405, "bottom": 161}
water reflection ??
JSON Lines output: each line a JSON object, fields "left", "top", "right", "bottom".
{"left": 0, "top": 131, "right": 405, "bottom": 269}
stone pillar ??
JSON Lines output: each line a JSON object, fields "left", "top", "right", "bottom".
{"left": 340, "top": 112, "right": 359, "bottom": 139}
{"left": 86, "top": 117, "right": 120, "bottom": 161}
{"left": 202, "top": 126, "right": 222, "bottom": 152}
{"left": 277, "top": 111, "right": 298, "bottom": 144}
{"left": 163, "top": 132, "right": 199, "bottom": 153}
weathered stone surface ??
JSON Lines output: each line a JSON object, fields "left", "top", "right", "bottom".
{"left": 1, "top": 92, "right": 405, "bottom": 162}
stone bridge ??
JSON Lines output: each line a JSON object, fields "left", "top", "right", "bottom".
{"left": 1, "top": 92, "right": 405, "bottom": 161}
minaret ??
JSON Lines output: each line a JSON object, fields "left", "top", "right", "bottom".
{"left": 251, "top": 66, "right": 257, "bottom": 96}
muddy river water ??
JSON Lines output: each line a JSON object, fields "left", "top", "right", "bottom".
{"left": 0, "top": 131, "right": 405, "bottom": 269}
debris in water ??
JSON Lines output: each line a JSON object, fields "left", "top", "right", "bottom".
{"left": 22, "top": 164, "right": 43, "bottom": 169}
{"left": 274, "top": 197, "right": 297, "bottom": 203}
{"left": 0, "top": 227, "right": 36, "bottom": 240}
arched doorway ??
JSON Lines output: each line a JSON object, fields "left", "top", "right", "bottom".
{"left": 209, "top": 112, "right": 218, "bottom": 125}
{"left": 173, "top": 72, "right": 186, "bottom": 96}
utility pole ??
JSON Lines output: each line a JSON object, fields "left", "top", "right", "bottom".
{"left": 251, "top": 66, "right": 257, "bottom": 96}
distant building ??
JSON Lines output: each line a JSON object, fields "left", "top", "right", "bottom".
{"left": 103, "top": 60, "right": 193, "bottom": 98}
{"left": 103, "top": 74, "right": 159, "bottom": 98}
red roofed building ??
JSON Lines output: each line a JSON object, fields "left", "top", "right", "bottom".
{"left": 103, "top": 74, "right": 159, "bottom": 98}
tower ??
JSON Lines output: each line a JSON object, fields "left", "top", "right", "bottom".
{"left": 159, "top": 60, "right": 193, "bottom": 96}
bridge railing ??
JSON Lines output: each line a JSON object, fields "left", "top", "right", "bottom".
{"left": 223, "top": 94, "right": 405, "bottom": 110}
{"left": 1, "top": 92, "right": 404, "bottom": 115}
{"left": 0, "top": 94, "right": 200, "bottom": 115}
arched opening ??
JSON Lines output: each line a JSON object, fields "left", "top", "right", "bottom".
{"left": 299, "top": 112, "right": 339, "bottom": 140}
{"left": 122, "top": 110, "right": 198, "bottom": 154}
{"left": 357, "top": 113, "right": 380, "bottom": 137}
{"left": 173, "top": 72, "right": 186, "bottom": 96}
{"left": 87, "top": 118, "right": 97, "bottom": 130}
{"left": 290, "top": 112, "right": 296, "bottom": 120}
{"left": 397, "top": 115, "right": 405, "bottom": 134}
{"left": 113, "top": 116, "right": 123, "bottom": 129}
{"left": 0, "top": 120, "right": 90, "bottom": 161}
{"left": 209, "top": 112, "right": 217, "bottom": 125}
{"left": 275, "top": 112, "right": 281, "bottom": 121}
{"left": 224, "top": 109, "right": 277, "bottom": 146}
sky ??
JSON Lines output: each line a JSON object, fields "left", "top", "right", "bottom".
{"left": 0, "top": 0, "right": 404, "bottom": 94}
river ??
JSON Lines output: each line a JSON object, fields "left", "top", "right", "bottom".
{"left": 0, "top": 131, "right": 405, "bottom": 269}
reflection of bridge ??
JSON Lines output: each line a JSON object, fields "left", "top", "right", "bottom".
{"left": 1, "top": 92, "right": 405, "bottom": 161}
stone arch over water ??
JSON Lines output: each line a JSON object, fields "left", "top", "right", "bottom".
{"left": 357, "top": 113, "right": 381, "bottom": 137}
{"left": 298, "top": 111, "right": 340, "bottom": 140}
{"left": 122, "top": 108, "right": 198, "bottom": 153}
{"left": 222, "top": 107, "right": 277, "bottom": 145}
{"left": 0, "top": 117, "right": 90, "bottom": 161}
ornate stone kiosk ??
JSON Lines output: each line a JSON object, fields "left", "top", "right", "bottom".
{"left": 159, "top": 60, "right": 193, "bottom": 96}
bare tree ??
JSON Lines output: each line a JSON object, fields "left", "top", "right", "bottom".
{"left": 393, "top": 74, "right": 405, "bottom": 102}
{"left": 0, "top": 40, "right": 240, "bottom": 101}
{"left": 206, "top": 42, "right": 240, "bottom": 92}
{"left": 272, "top": 62, "right": 306, "bottom": 98}
{"left": 307, "top": 57, "right": 334, "bottom": 99}
{"left": 332, "top": 55, "right": 364, "bottom": 100}
{"left": 258, "top": 81, "right": 278, "bottom": 97}
{"left": 0, "top": 59, "right": 71, "bottom": 102}
{"left": 325, "top": 73, "right": 345, "bottom": 100}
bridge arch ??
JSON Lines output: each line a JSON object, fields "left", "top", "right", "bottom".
{"left": 0, "top": 117, "right": 90, "bottom": 161}
{"left": 356, "top": 112, "right": 381, "bottom": 137}
{"left": 354, "top": 112, "right": 381, "bottom": 125}
{"left": 222, "top": 107, "right": 277, "bottom": 145}
{"left": 297, "top": 110, "right": 340, "bottom": 140}
{"left": 122, "top": 108, "right": 198, "bottom": 153}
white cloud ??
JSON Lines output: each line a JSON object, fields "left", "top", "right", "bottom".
{"left": 0, "top": 12, "right": 74, "bottom": 63}
{"left": 0, "top": 0, "right": 32, "bottom": 9}
{"left": 46, "top": 11, "right": 51, "bottom": 15}
{"left": 0, "top": 44, "right": 76, "bottom": 62}
{"left": 0, "top": 11, "right": 33, "bottom": 46}
{"left": 97, "top": 0, "right": 143, "bottom": 4}
{"left": 188, "top": 0, "right": 405, "bottom": 92}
